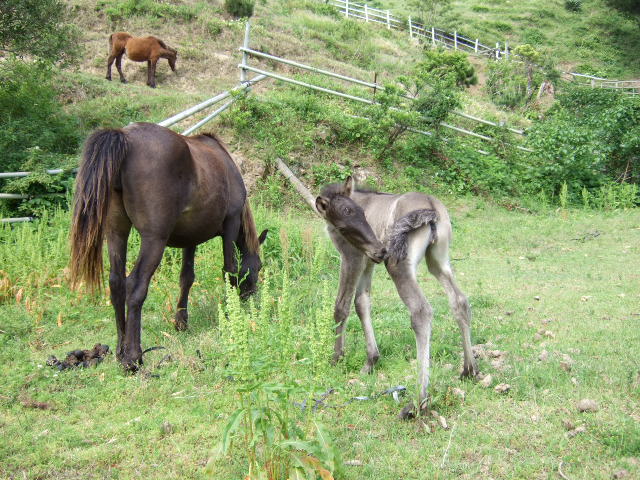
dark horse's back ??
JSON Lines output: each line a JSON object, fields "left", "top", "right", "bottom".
{"left": 119, "top": 122, "right": 244, "bottom": 247}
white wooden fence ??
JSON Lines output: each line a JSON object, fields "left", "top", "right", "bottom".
{"left": 326, "top": 0, "right": 638, "bottom": 93}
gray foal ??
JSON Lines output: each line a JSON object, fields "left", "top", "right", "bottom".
{"left": 316, "top": 177, "right": 478, "bottom": 418}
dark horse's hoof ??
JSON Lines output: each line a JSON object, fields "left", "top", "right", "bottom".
{"left": 174, "top": 311, "right": 188, "bottom": 332}
{"left": 120, "top": 356, "right": 143, "bottom": 373}
{"left": 106, "top": 76, "right": 112, "bottom": 81}
{"left": 120, "top": 78, "right": 128, "bottom": 84}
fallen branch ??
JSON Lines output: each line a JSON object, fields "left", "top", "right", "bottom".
{"left": 275, "top": 158, "right": 317, "bottom": 212}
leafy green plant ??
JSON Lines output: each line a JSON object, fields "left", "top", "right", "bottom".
{"left": 224, "top": 0, "right": 254, "bottom": 18}
{"left": 565, "top": 0, "right": 583, "bottom": 12}
{"left": 211, "top": 252, "right": 341, "bottom": 479}
{"left": 418, "top": 48, "right": 477, "bottom": 88}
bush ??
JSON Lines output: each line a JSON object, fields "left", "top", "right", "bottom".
{"left": 0, "top": 60, "right": 80, "bottom": 216}
{"left": 418, "top": 48, "right": 477, "bottom": 88}
{"left": 224, "top": 0, "right": 254, "bottom": 18}
{"left": 97, "top": 0, "right": 199, "bottom": 22}
{"left": 565, "top": 0, "right": 583, "bottom": 12}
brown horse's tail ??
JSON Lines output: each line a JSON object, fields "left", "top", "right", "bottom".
{"left": 70, "top": 129, "right": 129, "bottom": 292}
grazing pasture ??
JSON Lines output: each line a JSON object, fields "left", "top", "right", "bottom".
{"left": 0, "top": 201, "right": 639, "bottom": 479}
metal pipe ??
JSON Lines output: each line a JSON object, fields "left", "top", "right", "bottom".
{"left": 181, "top": 98, "right": 237, "bottom": 136}
{"left": 1, "top": 217, "right": 34, "bottom": 223}
{"left": 158, "top": 74, "right": 266, "bottom": 128}
{"left": 0, "top": 193, "right": 29, "bottom": 199}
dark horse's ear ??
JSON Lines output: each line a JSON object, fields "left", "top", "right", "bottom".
{"left": 316, "top": 196, "right": 329, "bottom": 216}
{"left": 258, "top": 229, "right": 268, "bottom": 245}
{"left": 343, "top": 176, "right": 354, "bottom": 197}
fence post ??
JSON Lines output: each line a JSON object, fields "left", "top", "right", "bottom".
{"left": 475, "top": 38, "right": 478, "bottom": 53}
{"left": 495, "top": 42, "right": 500, "bottom": 60}
{"left": 240, "top": 21, "right": 250, "bottom": 83}
{"left": 386, "top": 10, "right": 390, "bottom": 29}
{"left": 408, "top": 16, "right": 413, "bottom": 38}
{"left": 432, "top": 26, "right": 435, "bottom": 46}
{"left": 505, "top": 41, "right": 509, "bottom": 60}
{"left": 454, "top": 30, "right": 458, "bottom": 50}
{"left": 345, "top": 0, "right": 349, "bottom": 18}
{"left": 364, "top": 3, "right": 368, "bottom": 22}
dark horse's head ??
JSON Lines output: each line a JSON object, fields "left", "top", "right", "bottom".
{"left": 231, "top": 203, "right": 268, "bottom": 299}
{"left": 316, "top": 176, "right": 387, "bottom": 264}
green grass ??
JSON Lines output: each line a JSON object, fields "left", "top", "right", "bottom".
{"left": 380, "top": 0, "right": 640, "bottom": 78}
{"left": 1, "top": 200, "right": 639, "bottom": 478}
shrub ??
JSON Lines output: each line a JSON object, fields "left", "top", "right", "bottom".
{"left": 565, "top": 0, "right": 582, "bottom": 12}
{"left": 224, "top": 0, "right": 254, "bottom": 18}
{"left": 418, "top": 48, "right": 477, "bottom": 88}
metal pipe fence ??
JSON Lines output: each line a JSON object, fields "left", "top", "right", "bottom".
{"left": 238, "top": 23, "right": 532, "bottom": 153}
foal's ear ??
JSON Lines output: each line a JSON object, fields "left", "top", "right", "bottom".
{"left": 315, "top": 196, "right": 329, "bottom": 216}
{"left": 343, "top": 176, "right": 354, "bottom": 197}
{"left": 258, "top": 229, "right": 268, "bottom": 245}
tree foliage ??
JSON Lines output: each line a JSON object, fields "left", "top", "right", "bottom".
{"left": 417, "top": 48, "right": 478, "bottom": 88}
{"left": 0, "top": 0, "right": 80, "bottom": 65}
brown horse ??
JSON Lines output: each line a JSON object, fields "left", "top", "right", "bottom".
{"left": 70, "top": 122, "right": 267, "bottom": 371}
{"left": 106, "top": 32, "right": 177, "bottom": 88}
{"left": 316, "top": 177, "right": 477, "bottom": 418}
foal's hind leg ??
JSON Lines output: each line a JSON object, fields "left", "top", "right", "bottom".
{"left": 387, "top": 260, "right": 433, "bottom": 418}
{"left": 121, "top": 236, "right": 166, "bottom": 370}
{"left": 354, "top": 262, "right": 380, "bottom": 374}
{"left": 174, "top": 246, "right": 196, "bottom": 332}
{"left": 427, "top": 242, "right": 478, "bottom": 378}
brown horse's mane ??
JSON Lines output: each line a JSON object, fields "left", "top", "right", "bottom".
{"left": 198, "top": 132, "right": 260, "bottom": 254}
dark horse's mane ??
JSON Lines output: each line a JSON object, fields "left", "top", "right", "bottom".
{"left": 198, "top": 132, "right": 261, "bottom": 255}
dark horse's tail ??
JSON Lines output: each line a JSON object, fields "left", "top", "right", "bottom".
{"left": 70, "top": 129, "right": 129, "bottom": 292}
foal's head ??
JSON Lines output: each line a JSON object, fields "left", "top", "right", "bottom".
{"left": 316, "top": 176, "right": 387, "bottom": 264}
{"left": 167, "top": 48, "right": 177, "bottom": 72}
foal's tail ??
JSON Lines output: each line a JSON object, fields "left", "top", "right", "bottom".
{"left": 70, "top": 129, "right": 129, "bottom": 292}
{"left": 387, "top": 209, "right": 438, "bottom": 264}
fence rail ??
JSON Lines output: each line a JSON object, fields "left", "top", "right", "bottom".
{"left": 238, "top": 23, "right": 533, "bottom": 154}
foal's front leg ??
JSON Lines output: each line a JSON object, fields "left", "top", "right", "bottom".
{"left": 354, "top": 262, "right": 380, "bottom": 374}
{"left": 332, "top": 254, "right": 366, "bottom": 364}
{"left": 174, "top": 246, "right": 196, "bottom": 331}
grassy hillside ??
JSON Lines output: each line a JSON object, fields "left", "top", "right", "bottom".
{"left": 379, "top": 0, "right": 640, "bottom": 78}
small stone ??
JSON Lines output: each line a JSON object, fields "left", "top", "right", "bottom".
{"left": 577, "top": 399, "right": 598, "bottom": 413}
{"left": 560, "top": 361, "right": 572, "bottom": 372}
{"left": 494, "top": 383, "right": 510, "bottom": 394}
{"left": 543, "top": 330, "right": 555, "bottom": 338}
{"left": 571, "top": 377, "right": 578, "bottom": 385}
{"left": 534, "top": 296, "right": 541, "bottom": 301}
{"left": 538, "top": 350, "right": 549, "bottom": 361}
{"left": 562, "top": 419, "right": 575, "bottom": 431}
{"left": 567, "top": 425, "right": 586, "bottom": 438}
{"left": 443, "top": 363, "right": 454, "bottom": 370}
{"left": 161, "top": 421, "right": 174, "bottom": 435}
{"left": 613, "top": 469, "right": 629, "bottom": 479}
{"left": 438, "top": 415, "right": 448, "bottom": 430}
{"left": 452, "top": 388, "right": 466, "bottom": 400}
{"left": 344, "top": 460, "right": 363, "bottom": 467}
{"left": 480, "top": 374, "right": 493, "bottom": 388}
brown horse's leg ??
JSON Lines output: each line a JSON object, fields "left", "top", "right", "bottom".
{"left": 174, "top": 246, "right": 196, "bottom": 331}
{"left": 147, "top": 58, "right": 158, "bottom": 88}
{"left": 106, "top": 196, "right": 132, "bottom": 361}
{"left": 121, "top": 236, "right": 166, "bottom": 370}
{"left": 106, "top": 54, "right": 116, "bottom": 81}
{"left": 116, "top": 53, "right": 127, "bottom": 83}
{"left": 332, "top": 252, "right": 366, "bottom": 365}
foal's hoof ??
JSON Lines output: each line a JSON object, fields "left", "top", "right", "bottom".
{"left": 460, "top": 363, "right": 479, "bottom": 380}
{"left": 120, "top": 79, "right": 128, "bottom": 84}
{"left": 398, "top": 400, "right": 429, "bottom": 420}
{"left": 174, "top": 311, "right": 188, "bottom": 332}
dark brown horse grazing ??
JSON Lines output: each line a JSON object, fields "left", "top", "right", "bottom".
{"left": 106, "top": 32, "right": 177, "bottom": 88}
{"left": 70, "top": 122, "right": 267, "bottom": 370}
{"left": 316, "top": 177, "right": 477, "bottom": 419}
